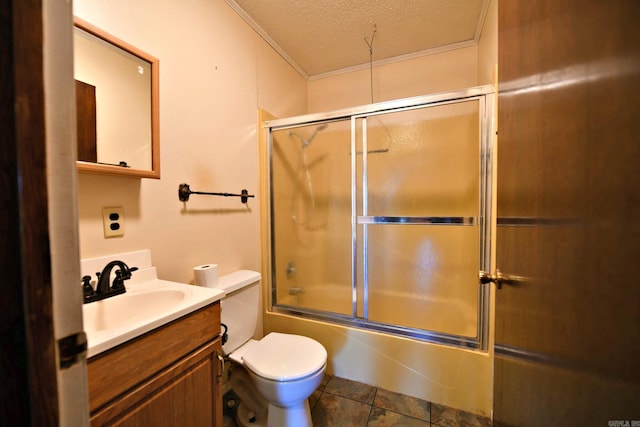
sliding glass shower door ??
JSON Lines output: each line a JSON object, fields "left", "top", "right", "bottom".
{"left": 268, "top": 87, "right": 494, "bottom": 349}
{"left": 355, "top": 99, "right": 483, "bottom": 339}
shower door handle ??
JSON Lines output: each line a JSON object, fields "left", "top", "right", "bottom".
{"left": 479, "top": 270, "right": 522, "bottom": 289}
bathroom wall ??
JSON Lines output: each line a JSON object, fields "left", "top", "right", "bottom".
{"left": 73, "top": 0, "right": 307, "bottom": 284}
{"left": 265, "top": 0, "right": 498, "bottom": 417}
{"left": 477, "top": 0, "right": 498, "bottom": 85}
{"left": 307, "top": 0, "right": 497, "bottom": 112}
{"left": 307, "top": 46, "right": 479, "bottom": 113}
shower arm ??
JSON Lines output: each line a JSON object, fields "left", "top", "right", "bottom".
{"left": 178, "top": 183, "right": 254, "bottom": 204}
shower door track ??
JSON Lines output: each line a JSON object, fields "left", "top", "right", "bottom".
{"left": 269, "top": 303, "right": 484, "bottom": 349}
{"left": 266, "top": 85, "right": 495, "bottom": 351}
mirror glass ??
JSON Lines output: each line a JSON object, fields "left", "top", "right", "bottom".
{"left": 73, "top": 17, "right": 159, "bottom": 178}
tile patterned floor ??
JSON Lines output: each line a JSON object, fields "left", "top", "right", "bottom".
{"left": 223, "top": 374, "right": 492, "bottom": 427}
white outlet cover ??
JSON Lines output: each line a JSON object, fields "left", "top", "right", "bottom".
{"left": 102, "top": 207, "right": 125, "bottom": 238}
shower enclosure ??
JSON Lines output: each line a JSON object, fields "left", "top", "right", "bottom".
{"left": 264, "top": 86, "right": 495, "bottom": 350}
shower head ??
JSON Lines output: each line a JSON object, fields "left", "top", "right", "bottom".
{"left": 289, "top": 124, "right": 328, "bottom": 147}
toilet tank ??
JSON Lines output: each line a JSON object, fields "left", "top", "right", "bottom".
{"left": 218, "top": 270, "right": 261, "bottom": 355}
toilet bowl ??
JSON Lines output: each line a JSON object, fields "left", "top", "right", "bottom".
{"left": 219, "top": 271, "right": 327, "bottom": 427}
{"left": 230, "top": 333, "right": 326, "bottom": 426}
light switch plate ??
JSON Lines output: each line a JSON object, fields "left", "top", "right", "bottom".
{"left": 102, "top": 207, "right": 125, "bottom": 238}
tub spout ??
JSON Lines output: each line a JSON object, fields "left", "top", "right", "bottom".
{"left": 289, "top": 287, "right": 305, "bottom": 295}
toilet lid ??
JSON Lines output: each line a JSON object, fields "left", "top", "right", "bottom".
{"left": 242, "top": 332, "right": 327, "bottom": 381}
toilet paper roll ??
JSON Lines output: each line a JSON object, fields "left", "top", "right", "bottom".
{"left": 193, "top": 264, "right": 219, "bottom": 288}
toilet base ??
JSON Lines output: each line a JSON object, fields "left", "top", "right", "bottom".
{"left": 267, "top": 400, "right": 312, "bottom": 427}
{"left": 235, "top": 402, "right": 267, "bottom": 427}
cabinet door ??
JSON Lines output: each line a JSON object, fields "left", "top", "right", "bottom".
{"left": 92, "top": 338, "right": 223, "bottom": 427}
{"left": 88, "top": 303, "right": 221, "bottom": 413}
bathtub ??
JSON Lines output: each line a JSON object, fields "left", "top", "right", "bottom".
{"left": 276, "top": 283, "right": 477, "bottom": 339}
{"left": 264, "top": 284, "right": 493, "bottom": 418}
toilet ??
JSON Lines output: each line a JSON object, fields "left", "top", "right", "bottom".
{"left": 218, "top": 270, "right": 327, "bottom": 427}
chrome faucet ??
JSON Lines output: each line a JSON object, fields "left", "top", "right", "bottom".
{"left": 83, "top": 260, "right": 138, "bottom": 303}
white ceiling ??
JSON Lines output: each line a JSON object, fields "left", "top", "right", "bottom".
{"left": 226, "top": 0, "right": 490, "bottom": 79}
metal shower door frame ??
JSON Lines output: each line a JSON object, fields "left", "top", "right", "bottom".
{"left": 266, "top": 85, "right": 495, "bottom": 351}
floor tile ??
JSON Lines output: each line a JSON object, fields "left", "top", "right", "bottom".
{"left": 374, "top": 388, "right": 430, "bottom": 421}
{"left": 224, "top": 373, "right": 494, "bottom": 427}
{"left": 318, "top": 373, "right": 331, "bottom": 390}
{"left": 325, "top": 376, "right": 377, "bottom": 405}
{"left": 431, "top": 403, "right": 492, "bottom": 427}
{"left": 367, "top": 407, "right": 429, "bottom": 427}
{"left": 311, "top": 393, "right": 372, "bottom": 427}
{"left": 309, "top": 373, "right": 332, "bottom": 410}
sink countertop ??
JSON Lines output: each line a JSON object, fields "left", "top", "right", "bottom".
{"left": 83, "top": 277, "right": 224, "bottom": 358}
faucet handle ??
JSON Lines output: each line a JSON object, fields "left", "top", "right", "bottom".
{"left": 82, "top": 275, "right": 94, "bottom": 297}
{"left": 121, "top": 265, "right": 138, "bottom": 280}
{"left": 112, "top": 270, "right": 124, "bottom": 290}
{"left": 112, "top": 265, "right": 138, "bottom": 290}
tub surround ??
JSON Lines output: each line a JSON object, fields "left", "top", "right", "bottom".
{"left": 264, "top": 312, "right": 492, "bottom": 418}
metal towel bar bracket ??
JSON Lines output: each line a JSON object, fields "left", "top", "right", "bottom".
{"left": 178, "top": 183, "right": 255, "bottom": 204}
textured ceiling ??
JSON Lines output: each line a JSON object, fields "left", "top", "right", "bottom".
{"left": 226, "top": 0, "right": 489, "bottom": 78}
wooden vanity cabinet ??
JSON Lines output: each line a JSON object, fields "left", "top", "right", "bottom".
{"left": 87, "top": 302, "right": 223, "bottom": 426}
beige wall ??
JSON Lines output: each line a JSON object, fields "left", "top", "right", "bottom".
{"left": 74, "top": 0, "right": 306, "bottom": 284}
{"left": 308, "top": 46, "right": 479, "bottom": 113}
{"left": 307, "top": 0, "right": 497, "bottom": 112}
{"left": 478, "top": 0, "right": 498, "bottom": 85}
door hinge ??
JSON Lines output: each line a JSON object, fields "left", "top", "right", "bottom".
{"left": 57, "top": 331, "right": 88, "bottom": 369}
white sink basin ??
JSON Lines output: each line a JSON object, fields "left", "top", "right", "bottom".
{"left": 83, "top": 279, "right": 224, "bottom": 358}
{"left": 84, "top": 288, "right": 187, "bottom": 333}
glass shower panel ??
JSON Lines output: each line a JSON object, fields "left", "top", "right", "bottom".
{"left": 360, "top": 100, "right": 481, "bottom": 337}
{"left": 267, "top": 87, "right": 494, "bottom": 349}
{"left": 270, "top": 120, "right": 353, "bottom": 316}
{"left": 366, "top": 225, "right": 479, "bottom": 337}
{"left": 365, "top": 101, "right": 480, "bottom": 218}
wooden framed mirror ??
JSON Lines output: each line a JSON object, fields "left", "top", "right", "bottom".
{"left": 74, "top": 17, "right": 160, "bottom": 178}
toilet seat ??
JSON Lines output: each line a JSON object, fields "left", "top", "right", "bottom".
{"left": 241, "top": 332, "right": 327, "bottom": 382}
